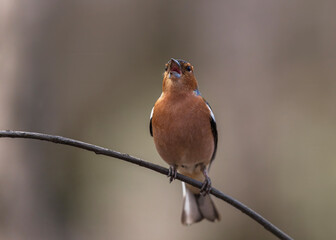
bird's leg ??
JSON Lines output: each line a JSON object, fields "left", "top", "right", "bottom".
{"left": 168, "top": 165, "right": 177, "bottom": 183}
{"left": 200, "top": 165, "right": 212, "bottom": 196}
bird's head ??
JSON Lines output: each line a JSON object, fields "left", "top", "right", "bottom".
{"left": 162, "top": 58, "right": 198, "bottom": 93}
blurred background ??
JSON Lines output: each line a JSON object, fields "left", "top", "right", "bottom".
{"left": 1, "top": 0, "right": 336, "bottom": 239}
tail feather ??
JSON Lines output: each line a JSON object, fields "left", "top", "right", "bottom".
{"left": 181, "top": 182, "right": 220, "bottom": 225}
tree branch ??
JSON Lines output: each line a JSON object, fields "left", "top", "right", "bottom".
{"left": 0, "top": 130, "right": 293, "bottom": 240}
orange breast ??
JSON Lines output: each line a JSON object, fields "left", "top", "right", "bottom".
{"left": 152, "top": 93, "right": 214, "bottom": 168}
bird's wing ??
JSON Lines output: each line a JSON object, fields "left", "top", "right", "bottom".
{"left": 149, "top": 106, "right": 154, "bottom": 137}
{"left": 204, "top": 100, "right": 218, "bottom": 168}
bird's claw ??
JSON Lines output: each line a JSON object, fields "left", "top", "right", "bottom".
{"left": 200, "top": 176, "right": 212, "bottom": 196}
{"left": 168, "top": 165, "right": 177, "bottom": 183}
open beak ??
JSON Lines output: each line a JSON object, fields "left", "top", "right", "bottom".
{"left": 168, "top": 58, "right": 182, "bottom": 78}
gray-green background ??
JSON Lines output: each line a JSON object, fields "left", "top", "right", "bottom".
{"left": 1, "top": 1, "right": 336, "bottom": 239}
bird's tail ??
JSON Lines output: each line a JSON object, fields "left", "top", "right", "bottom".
{"left": 181, "top": 182, "right": 220, "bottom": 225}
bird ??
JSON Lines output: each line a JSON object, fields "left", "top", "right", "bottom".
{"left": 150, "top": 58, "right": 220, "bottom": 225}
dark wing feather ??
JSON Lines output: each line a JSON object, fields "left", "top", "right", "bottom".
{"left": 204, "top": 100, "right": 217, "bottom": 167}
{"left": 209, "top": 115, "right": 218, "bottom": 163}
{"left": 150, "top": 118, "right": 153, "bottom": 137}
{"left": 149, "top": 107, "right": 154, "bottom": 137}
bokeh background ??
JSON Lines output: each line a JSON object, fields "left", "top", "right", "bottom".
{"left": 1, "top": 0, "right": 336, "bottom": 239}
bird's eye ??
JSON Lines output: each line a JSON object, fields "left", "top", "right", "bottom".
{"left": 186, "top": 66, "right": 192, "bottom": 72}
{"left": 165, "top": 65, "right": 168, "bottom": 71}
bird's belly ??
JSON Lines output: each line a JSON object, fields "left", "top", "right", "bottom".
{"left": 153, "top": 112, "right": 214, "bottom": 168}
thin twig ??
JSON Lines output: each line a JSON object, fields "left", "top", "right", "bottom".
{"left": 0, "top": 130, "right": 293, "bottom": 240}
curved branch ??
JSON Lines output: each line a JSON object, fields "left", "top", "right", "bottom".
{"left": 0, "top": 130, "right": 293, "bottom": 240}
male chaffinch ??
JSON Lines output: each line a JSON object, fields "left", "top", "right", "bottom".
{"left": 150, "top": 58, "right": 220, "bottom": 225}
